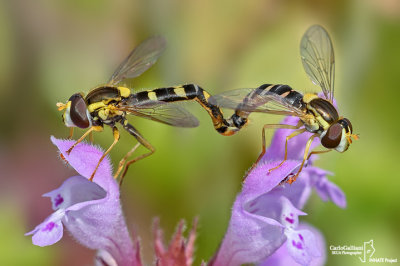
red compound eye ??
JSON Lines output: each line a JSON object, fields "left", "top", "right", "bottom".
{"left": 69, "top": 94, "right": 90, "bottom": 128}
{"left": 321, "top": 122, "right": 342, "bottom": 149}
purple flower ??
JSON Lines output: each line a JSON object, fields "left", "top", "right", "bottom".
{"left": 210, "top": 116, "right": 346, "bottom": 266}
{"left": 25, "top": 137, "right": 201, "bottom": 265}
{"left": 25, "top": 137, "right": 141, "bottom": 266}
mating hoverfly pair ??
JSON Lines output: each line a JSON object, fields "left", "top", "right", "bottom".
{"left": 57, "top": 25, "right": 357, "bottom": 185}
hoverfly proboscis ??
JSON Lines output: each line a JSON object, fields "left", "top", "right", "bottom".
{"left": 209, "top": 25, "right": 359, "bottom": 184}
{"left": 56, "top": 36, "right": 239, "bottom": 185}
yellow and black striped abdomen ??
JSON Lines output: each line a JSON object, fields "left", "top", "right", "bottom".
{"left": 229, "top": 84, "right": 306, "bottom": 129}
{"left": 131, "top": 84, "right": 239, "bottom": 136}
{"left": 134, "top": 86, "right": 188, "bottom": 103}
{"left": 261, "top": 84, "right": 305, "bottom": 110}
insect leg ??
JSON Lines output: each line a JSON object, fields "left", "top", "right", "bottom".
{"left": 113, "top": 142, "right": 141, "bottom": 179}
{"left": 89, "top": 126, "right": 120, "bottom": 181}
{"left": 306, "top": 149, "right": 331, "bottom": 161}
{"left": 117, "top": 120, "right": 155, "bottom": 185}
{"left": 89, "top": 131, "right": 94, "bottom": 143}
{"left": 66, "top": 126, "right": 103, "bottom": 155}
{"left": 68, "top": 128, "right": 74, "bottom": 139}
{"left": 286, "top": 133, "right": 319, "bottom": 184}
{"left": 244, "top": 122, "right": 303, "bottom": 178}
{"left": 256, "top": 120, "right": 303, "bottom": 164}
{"left": 267, "top": 127, "right": 307, "bottom": 174}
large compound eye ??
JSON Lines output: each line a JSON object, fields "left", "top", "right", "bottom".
{"left": 69, "top": 93, "right": 90, "bottom": 128}
{"left": 321, "top": 122, "right": 342, "bottom": 149}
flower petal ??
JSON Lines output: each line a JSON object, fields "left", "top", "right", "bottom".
{"left": 314, "top": 177, "right": 347, "bottom": 208}
{"left": 43, "top": 175, "right": 106, "bottom": 210}
{"left": 95, "top": 250, "right": 118, "bottom": 266}
{"left": 50, "top": 136, "right": 113, "bottom": 186}
{"left": 25, "top": 209, "right": 65, "bottom": 247}
{"left": 285, "top": 228, "right": 320, "bottom": 266}
{"left": 306, "top": 167, "right": 347, "bottom": 208}
{"left": 270, "top": 174, "right": 312, "bottom": 210}
{"left": 259, "top": 223, "right": 326, "bottom": 266}
{"left": 242, "top": 160, "right": 302, "bottom": 202}
{"left": 280, "top": 197, "right": 306, "bottom": 229}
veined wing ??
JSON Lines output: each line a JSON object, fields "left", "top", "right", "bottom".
{"left": 107, "top": 36, "right": 167, "bottom": 86}
{"left": 116, "top": 101, "right": 199, "bottom": 128}
{"left": 209, "top": 87, "right": 305, "bottom": 117}
{"left": 300, "top": 25, "right": 335, "bottom": 102}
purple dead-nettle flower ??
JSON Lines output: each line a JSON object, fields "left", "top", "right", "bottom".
{"left": 26, "top": 137, "right": 141, "bottom": 266}
{"left": 210, "top": 116, "right": 346, "bottom": 266}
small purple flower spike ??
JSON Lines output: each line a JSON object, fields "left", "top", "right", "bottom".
{"left": 26, "top": 137, "right": 141, "bottom": 266}
{"left": 210, "top": 116, "right": 346, "bottom": 266}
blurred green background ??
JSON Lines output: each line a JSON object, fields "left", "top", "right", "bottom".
{"left": 0, "top": 0, "right": 399, "bottom": 265}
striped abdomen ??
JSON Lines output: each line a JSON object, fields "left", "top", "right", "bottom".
{"left": 230, "top": 84, "right": 306, "bottom": 129}
{"left": 131, "top": 84, "right": 239, "bottom": 136}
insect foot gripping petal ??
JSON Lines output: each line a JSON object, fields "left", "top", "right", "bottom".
{"left": 89, "top": 127, "right": 120, "bottom": 182}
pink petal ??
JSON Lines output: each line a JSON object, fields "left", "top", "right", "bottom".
{"left": 260, "top": 223, "right": 326, "bottom": 266}
{"left": 25, "top": 209, "right": 65, "bottom": 247}
{"left": 50, "top": 136, "right": 113, "bottom": 187}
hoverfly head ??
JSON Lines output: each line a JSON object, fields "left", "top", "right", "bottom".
{"left": 321, "top": 118, "right": 355, "bottom": 152}
{"left": 57, "top": 93, "right": 92, "bottom": 129}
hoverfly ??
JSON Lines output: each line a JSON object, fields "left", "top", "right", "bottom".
{"left": 209, "top": 25, "right": 359, "bottom": 184}
{"left": 57, "top": 36, "right": 238, "bottom": 184}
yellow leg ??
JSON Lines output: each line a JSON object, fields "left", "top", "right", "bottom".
{"left": 66, "top": 126, "right": 103, "bottom": 154}
{"left": 113, "top": 142, "right": 141, "bottom": 179}
{"left": 68, "top": 128, "right": 74, "bottom": 139}
{"left": 116, "top": 120, "right": 156, "bottom": 186}
{"left": 119, "top": 136, "right": 155, "bottom": 186}
{"left": 89, "top": 127, "right": 120, "bottom": 181}
{"left": 267, "top": 127, "right": 307, "bottom": 174}
{"left": 286, "top": 133, "right": 319, "bottom": 184}
{"left": 67, "top": 127, "right": 95, "bottom": 155}
{"left": 244, "top": 122, "right": 303, "bottom": 180}
{"left": 89, "top": 131, "right": 94, "bottom": 143}
{"left": 259, "top": 121, "right": 303, "bottom": 162}
{"left": 306, "top": 149, "right": 331, "bottom": 161}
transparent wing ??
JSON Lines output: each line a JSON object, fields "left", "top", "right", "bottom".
{"left": 107, "top": 36, "right": 167, "bottom": 86}
{"left": 209, "top": 88, "right": 304, "bottom": 117}
{"left": 300, "top": 25, "right": 335, "bottom": 102}
{"left": 116, "top": 101, "right": 199, "bottom": 128}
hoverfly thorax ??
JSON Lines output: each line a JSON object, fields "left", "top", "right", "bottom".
{"left": 57, "top": 93, "right": 92, "bottom": 129}
{"left": 308, "top": 98, "right": 339, "bottom": 124}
